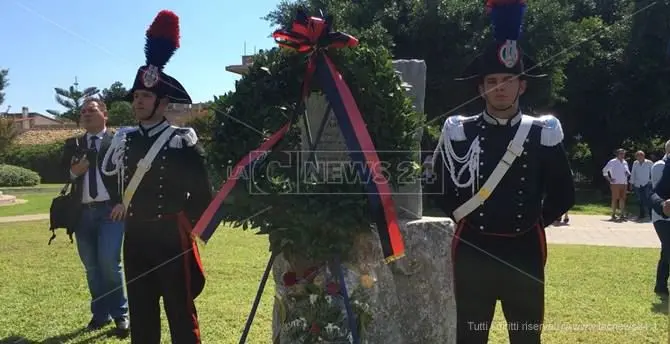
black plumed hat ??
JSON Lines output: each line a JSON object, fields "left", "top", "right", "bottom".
{"left": 124, "top": 10, "right": 192, "bottom": 104}
{"left": 456, "top": 0, "right": 546, "bottom": 81}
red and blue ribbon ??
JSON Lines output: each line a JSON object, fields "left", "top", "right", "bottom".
{"left": 193, "top": 10, "right": 405, "bottom": 263}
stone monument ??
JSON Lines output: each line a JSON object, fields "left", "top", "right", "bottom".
{"left": 270, "top": 60, "right": 457, "bottom": 344}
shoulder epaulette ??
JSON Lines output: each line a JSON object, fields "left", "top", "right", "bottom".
{"left": 532, "top": 114, "right": 564, "bottom": 147}
{"left": 114, "top": 126, "right": 139, "bottom": 138}
{"left": 168, "top": 126, "right": 198, "bottom": 149}
{"left": 442, "top": 114, "right": 479, "bottom": 142}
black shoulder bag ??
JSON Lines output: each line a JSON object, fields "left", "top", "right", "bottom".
{"left": 48, "top": 182, "right": 75, "bottom": 245}
{"left": 48, "top": 137, "right": 83, "bottom": 245}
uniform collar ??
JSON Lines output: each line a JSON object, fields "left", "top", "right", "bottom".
{"left": 139, "top": 119, "right": 170, "bottom": 137}
{"left": 482, "top": 110, "right": 522, "bottom": 126}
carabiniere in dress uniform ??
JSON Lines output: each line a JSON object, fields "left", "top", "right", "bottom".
{"left": 100, "top": 10, "right": 213, "bottom": 344}
{"left": 428, "top": 1, "right": 575, "bottom": 343}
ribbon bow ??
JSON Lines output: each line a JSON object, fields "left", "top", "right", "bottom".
{"left": 272, "top": 10, "right": 358, "bottom": 54}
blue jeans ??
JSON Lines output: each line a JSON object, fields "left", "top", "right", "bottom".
{"left": 75, "top": 204, "right": 128, "bottom": 322}
{"left": 634, "top": 184, "right": 652, "bottom": 218}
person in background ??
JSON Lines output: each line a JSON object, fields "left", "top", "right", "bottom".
{"left": 647, "top": 140, "right": 670, "bottom": 299}
{"left": 602, "top": 148, "right": 631, "bottom": 221}
{"left": 630, "top": 150, "right": 653, "bottom": 221}
{"left": 60, "top": 98, "right": 129, "bottom": 336}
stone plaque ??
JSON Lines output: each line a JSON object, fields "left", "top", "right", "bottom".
{"left": 391, "top": 60, "right": 427, "bottom": 219}
{"left": 299, "top": 93, "right": 352, "bottom": 184}
{"left": 298, "top": 59, "right": 427, "bottom": 220}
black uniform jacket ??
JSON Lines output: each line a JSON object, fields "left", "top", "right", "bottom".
{"left": 649, "top": 156, "right": 670, "bottom": 217}
{"left": 429, "top": 111, "right": 575, "bottom": 235}
{"left": 60, "top": 130, "right": 122, "bottom": 230}
{"left": 122, "top": 120, "right": 213, "bottom": 225}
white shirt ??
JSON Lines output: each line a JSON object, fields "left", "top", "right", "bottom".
{"left": 651, "top": 158, "right": 669, "bottom": 223}
{"left": 70, "top": 129, "right": 111, "bottom": 204}
{"left": 630, "top": 159, "right": 653, "bottom": 187}
{"left": 602, "top": 158, "right": 630, "bottom": 185}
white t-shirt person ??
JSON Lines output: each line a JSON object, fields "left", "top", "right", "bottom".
{"left": 602, "top": 158, "right": 630, "bottom": 185}
{"left": 631, "top": 158, "right": 653, "bottom": 187}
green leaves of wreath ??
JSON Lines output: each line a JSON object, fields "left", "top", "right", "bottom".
{"left": 207, "top": 44, "right": 423, "bottom": 262}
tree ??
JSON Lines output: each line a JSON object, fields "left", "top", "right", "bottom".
{"left": 100, "top": 81, "right": 128, "bottom": 108}
{"left": 0, "top": 69, "right": 8, "bottom": 108}
{"left": 46, "top": 84, "right": 99, "bottom": 126}
{"left": 107, "top": 101, "right": 135, "bottom": 126}
{"left": 0, "top": 118, "right": 18, "bottom": 155}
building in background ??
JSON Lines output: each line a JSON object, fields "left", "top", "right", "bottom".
{"left": 164, "top": 102, "right": 210, "bottom": 125}
{"left": 4, "top": 106, "right": 73, "bottom": 130}
{"left": 225, "top": 55, "right": 254, "bottom": 75}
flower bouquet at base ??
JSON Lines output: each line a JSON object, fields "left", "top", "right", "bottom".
{"left": 275, "top": 262, "right": 376, "bottom": 344}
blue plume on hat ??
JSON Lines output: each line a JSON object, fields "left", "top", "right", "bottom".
{"left": 487, "top": 0, "right": 528, "bottom": 42}
{"left": 144, "top": 10, "right": 181, "bottom": 69}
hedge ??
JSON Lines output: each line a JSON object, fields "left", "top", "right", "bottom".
{"left": 1, "top": 142, "right": 66, "bottom": 184}
{"left": 0, "top": 164, "right": 40, "bottom": 187}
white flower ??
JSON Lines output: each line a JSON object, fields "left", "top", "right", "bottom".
{"left": 325, "top": 323, "right": 340, "bottom": 334}
{"left": 309, "top": 294, "right": 319, "bottom": 305}
{"left": 325, "top": 295, "right": 333, "bottom": 304}
{"left": 288, "top": 317, "right": 307, "bottom": 330}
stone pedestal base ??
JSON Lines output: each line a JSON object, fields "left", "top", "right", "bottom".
{"left": 271, "top": 216, "right": 456, "bottom": 344}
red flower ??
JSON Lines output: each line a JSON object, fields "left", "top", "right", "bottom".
{"left": 282, "top": 272, "right": 297, "bottom": 286}
{"left": 302, "top": 266, "right": 318, "bottom": 280}
{"left": 326, "top": 282, "right": 339, "bottom": 295}
{"left": 310, "top": 322, "right": 320, "bottom": 334}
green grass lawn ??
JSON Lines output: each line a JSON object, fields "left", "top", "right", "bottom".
{"left": 0, "top": 220, "right": 666, "bottom": 343}
{"left": 0, "top": 184, "right": 62, "bottom": 217}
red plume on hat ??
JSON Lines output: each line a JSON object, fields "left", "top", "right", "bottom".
{"left": 144, "top": 10, "right": 180, "bottom": 70}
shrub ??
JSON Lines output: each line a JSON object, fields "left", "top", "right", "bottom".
{"left": 0, "top": 164, "right": 40, "bottom": 187}
{"left": 0, "top": 142, "right": 66, "bottom": 183}
{"left": 208, "top": 44, "right": 424, "bottom": 261}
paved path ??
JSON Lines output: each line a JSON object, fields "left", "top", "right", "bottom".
{"left": 0, "top": 213, "right": 49, "bottom": 223}
{"left": 0, "top": 213, "right": 661, "bottom": 248}
{"left": 545, "top": 214, "right": 660, "bottom": 248}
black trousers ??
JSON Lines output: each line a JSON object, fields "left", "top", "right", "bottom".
{"left": 653, "top": 220, "right": 670, "bottom": 293}
{"left": 452, "top": 221, "right": 547, "bottom": 344}
{"left": 123, "top": 213, "right": 205, "bottom": 344}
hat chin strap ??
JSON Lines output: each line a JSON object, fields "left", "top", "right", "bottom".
{"left": 483, "top": 85, "right": 522, "bottom": 112}
{"left": 138, "top": 97, "right": 163, "bottom": 122}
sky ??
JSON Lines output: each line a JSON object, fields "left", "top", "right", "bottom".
{"left": 0, "top": 0, "right": 284, "bottom": 115}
